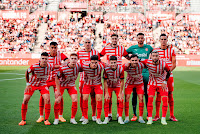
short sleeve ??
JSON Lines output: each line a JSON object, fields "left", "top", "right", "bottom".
{"left": 122, "top": 64, "right": 127, "bottom": 71}
{"left": 172, "top": 48, "right": 176, "bottom": 56}
{"left": 123, "top": 47, "right": 128, "bottom": 57}
{"left": 140, "top": 59, "right": 148, "bottom": 66}
{"left": 27, "top": 65, "right": 34, "bottom": 73}
{"left": 149, "top": 45, "right": 154, "bottom": 53}
{"left": 61, "top": 53, "right": 68, "bottom": 61}
{"left": 57, "top": 67, "right": 63, "bottom": 78}
{"left": 164, "top": 63, "right": 170, "bottom": 72}
{"left": 100, "top": 47, "right": 106, "bottom": 56}
{"left": 119, "top": 67, "right": 124, "bottom": 79}
{"left": 126, "top": 46, "right": 133, "bottom": 54}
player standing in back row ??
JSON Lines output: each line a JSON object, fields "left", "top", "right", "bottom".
{"left": 153, "top": 34, "right": 178, "bottom": 122}
{"left": 100, "top": 33, "right": 129, "bottom": 121}
{"left": 126, "top": 33, "right": 153, "bottom": 121}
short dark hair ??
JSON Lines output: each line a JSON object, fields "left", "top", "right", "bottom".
{"left": 160, "top": 34, "right": 167, "bottom": 38}
{"left": 151, "top": 50, "right": 159, "bottom": 54}
{"left": 90, "top": 55, "right": 99, "bottom": 61}
{"left": 130, "top": 54, "right": 138, "bottom": 59}
{"left": 41, "top": 52, "right": 49, "bottom": 57}
{"left": 50, "top": 41, "right": 58, "bottom": 46}
{"left": 111, "top": 33, "right": 118, "bottom": 38}
{"left": 109, "top": 56, "right": 117, "bottom": 61}
{"left": 137, "top": 33, "right": 144, "bottom": 37}
{"left": 70, "top": 53, "right": 78, "bottom": 57}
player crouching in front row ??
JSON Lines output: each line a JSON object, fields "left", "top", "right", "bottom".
{"left": 19, "top": 52, "right": 56, "bottom": 126}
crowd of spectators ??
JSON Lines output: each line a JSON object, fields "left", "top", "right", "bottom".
{"left": 0, "top": 0, "right": 48, "bottom": 13}
{"left": 0, "top": 19, "right": 40, "bottom": 53}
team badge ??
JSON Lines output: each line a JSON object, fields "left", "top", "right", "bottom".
{"left": 145, "top": 48, "right": 148, "bottom": 51}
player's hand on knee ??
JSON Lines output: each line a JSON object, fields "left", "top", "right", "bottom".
{"left": 161, "top": 83, "right": 167, "bottom": 92}
{"left": 118, "top": 92, "right": 124, "bottom": 101}
{"left": 55, "top": 90, "right": 61, "bottom": 98}
{"left": 25, "top": 85, "right": 32, "bottom": 93}
{"left": 105, "top": 93, "right": 110, "bottom": 101}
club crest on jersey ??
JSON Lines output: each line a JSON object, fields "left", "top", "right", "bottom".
{"left": 145, "top": 48, "right": 148, "bottom": 51}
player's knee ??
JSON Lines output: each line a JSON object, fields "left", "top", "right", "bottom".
{"left": 83, "top": 95, "right": 89, "bottom": 101}
{"left": 96, "top": 96, "right": 102, "bottom": 101}
{"left": 72, "top": 97, "right": 77, "bottom": 102}
{"left": 22, "top": 99, "right": 29, "bottom": 104}
{"left": 125, "top": 96, "right": 130, "bottom": 102}
{"left": 139, "top": 97, "right": 143, "bottom": 103}
{"left": 44, "top": 97, "right": 50, "bottom": 104}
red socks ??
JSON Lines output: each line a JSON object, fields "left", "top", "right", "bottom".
{"left": 71, "top": 102, "right": 77, "bottom": 118}
{"left": 97, "top": 101, "right": 102, "bottom": 119}
{"left": 109, "top": 94, "right": 112, "bottom": 115}
{"left": 155, "top": 93, "right": 161, "bottom": 117}
{"left": 39, "top": 95, "right": 44, "bottom": 116}
{"left": 168, "top": 93, "right": 174, "bottom": 116}
{"left": 54, "top": 103, "right": 60, "bottom": 119}
{"left": 91, "top": 96, "right": 96, "bottom": 116}
{"left": 117, "top": 99, "right": 123, "bottom": 117}
{"left": 45, "top": 104, "right": 51, "bottom": 120}
{"left": 59, "top": 98, "right": 64, "bottom": 116}
{"left": 147, "top": 97, "right": 153, "bottom": 117}
{"left": 21, "top": 104, "right": 28, "bottom": 120}
{"left": 125, "top": 101, "right": 129, "bottom": 117}
{"left": 162, "top": 97, "right": 168, "bottom": 117}
{"left": 139, "top": 102, "right": 144, "bottom": 117}
{"left": 80, "top": 96, "right": 83, "bottom": 116}
{"left": 104, "top": 99, "right": 109, "bottom": 118}
{"left": 83, "top": 100, "right": 88, "bottom": 119}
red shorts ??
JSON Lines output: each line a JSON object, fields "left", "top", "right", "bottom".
{"left": 79, "top": 80, "right": 84, "bottom": 94}
{"left": 82, "top": 85, "right": 103, "bottom": 95}
{"left": 125, "top": 83, "right": 144, "bottom": 95}
{"left": 167, "top": 77, "right": 174, "bottom": 92}
{"left": 46, "top": 80, "right": 56, "bottom": 89}
{"left": 106, "top": 87, "right": 121, "bottom": 97}
{"left": 148, "top": 85, "right": 168, "bottom": 96}
{"left": 55, "top": 86, "right": 77, "bottom": 95}
{"left": 24, "top": 85, "right": 49, "bottom": 96}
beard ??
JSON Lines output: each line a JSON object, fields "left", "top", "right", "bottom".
{"left": 152, "top": 59, "right": 159, "bottom": 64}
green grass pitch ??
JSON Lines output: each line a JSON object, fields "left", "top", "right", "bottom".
{"left": 0, "top": 66, "right": 200, "bottom": 134}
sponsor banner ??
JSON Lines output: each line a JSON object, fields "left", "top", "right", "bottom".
{"left": 59, "top": 2, "right": 87, "bottom": 9}
{"left": 29, "top": 11, "right": 57, "bottom": 20}
{"left": 0, "top": 58, "right": 39, "bottom": 66}
{"left": 0, "top": 10, "right": 29, "bottom": 19}
{"left": 0, "top": 53, "right": 32, "bottom": 58}
{"left": 104, "top": 13, "right": 145, "bottom": 21}
{"left": 146, "top": 11, "right": 175, "bottom": 21}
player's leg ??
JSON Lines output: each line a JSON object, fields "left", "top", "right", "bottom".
{"left": 143, "top": 74, "right": 149, "bottom": 118}
{"left": 168, "top": 77, "right": 178, "bottom": 121}
{"left": 160, "top": 88, "right": 168, "bottom": 125}
{"left": 108, "top": 92, "right": 113, "bottom": 121}
{"left": 19, "top": 95, "right": 32, "bottom": 126}
{"left": 115, "top": 88, "right": 124, "bottom": 124}
{"left": 103, "top": 88, "right": 112, "bottom": 124}
{"left": 37, "top": 95, "right": 44, "bottom": 122}
{"left": 136, "top": 84, "right": 145, "bottom": 123}
{"left": 90, "top": 89, "right": 96, "bottom": 121}
{"left": 79, "top": 80, "right": 84, "bottom": 121}
{"left": 53, "top": 87, "right": 64, "bottom": 125}
{"left": 82, "top": 85, "right": 91, "bottom": 124}
{"left": 153, "top": 92, "right": 161, "bottom": 121}
{"left": 124, "top": 84, "right": 133, "bottom": 123}
{"left": 68, "top": 87, "right": 78, "bottom": 124}
{"left": 146, "top": 85, "right": 156, "bottom": 125}
{"left": 41, "top": 86, "right": 51, "bottom": 125}
{"left": 95, "top": 85, "right": 103, "bottom": 124}
{"left": 131, "top": 88, "right": 138, "bottom": 121}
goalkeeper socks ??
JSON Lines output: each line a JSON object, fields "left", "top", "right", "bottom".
{"left": 21, "top": 103, "right": 28, "bottom": 120}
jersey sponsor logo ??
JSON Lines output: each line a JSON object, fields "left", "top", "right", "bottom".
{"left": 136, "top": 53, "right": 147, "bottom": 58}
{"left": 82, "top": 60, "right": 90, "bottom": 64}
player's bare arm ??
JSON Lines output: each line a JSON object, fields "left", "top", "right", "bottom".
{"left": 25, "top": 70, "right": 31, "bottom": 93}
{"left": 171, "top": 56, "right": 176, "bottom": 72}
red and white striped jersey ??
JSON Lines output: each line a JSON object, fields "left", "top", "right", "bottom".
{"left": 57, "top": 63, "right": 82, "bottom": 87}
{"left": 77, "top": 48, "right": 100, "bottom": 81}
{"left": 81, "top": 62, "right": 105, "bottom": 85}
{"left": 123, "top": 62, "right": 144, "bottom": 85}
{"left": 100, "top": 45, "right": 128, "bottom": 65}
{"left": 140, "top": 59, "right": 170, "bottom": 86}
{"left": 153, "top": 46, "right": 176, "bottom": 77}
{"left": 48, "top": 51, "right": 68, "bottom": 81}
{"left": 27, "top": 62, "right": 53, "bottom": 86}
{"left": 103, "top": 65, "right": 124, "bottom": 88}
